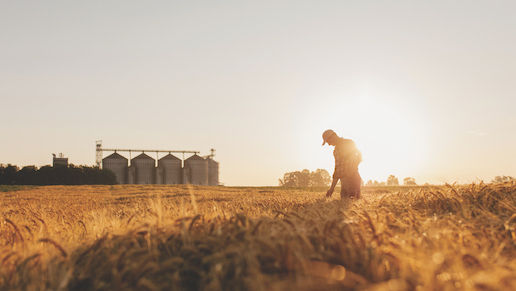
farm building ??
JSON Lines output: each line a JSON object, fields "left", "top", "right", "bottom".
{"left": 184, "top": 154, "right": 209, "bottom": 185}
{"left": 207, "top": 158, "right": 219, "bottom": 186}
{"left": 131, "top": 153, "right": 155, "bottom": 185}
{"left": 52, "top": 153, "right": 68, "bottom": 167}
{"left": 158, "top": 154, "right": 182, "bottom": 184}
{"left": 102, "top": 153, "right": 128, "bottom": 184}
{"left": 99, "top": 145, "right": 219, "bottom": 185}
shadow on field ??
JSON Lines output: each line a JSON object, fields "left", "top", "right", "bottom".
{"left": 6, "top": 199, "right": 394, "bottom": 291}
{"left": 285, "top": 198, "right": 356, "bottom": 220}
{"left": 114, "top": 193, "right": 191, "bottom": 202}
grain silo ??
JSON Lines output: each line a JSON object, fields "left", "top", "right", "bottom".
{"left": 184, "top": 154, "right": 208, "bottom": 185}
{"left": 128, "top": 166, "right": 136, "bottom": 184}
{"left": 207, "top": 158, "right": 219, "bottom": 186}
{"left": 102, "top": 152, "right": 128, "bottom": 184}
{"left": 158, "top": 154, "right": 182, "bottom": 184}
{"left": 131, "top": 153, "right": 155, "bottom": 184}
{"left": 155, "top": 167, "right": 163, "bottom": 184}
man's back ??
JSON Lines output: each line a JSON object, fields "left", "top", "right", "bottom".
{"left": 333, "top": 138, "right": 361, "bottom": 178}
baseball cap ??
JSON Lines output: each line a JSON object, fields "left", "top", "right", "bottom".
{"left": 322, "top": 129, "right": 336, "bottom": 145}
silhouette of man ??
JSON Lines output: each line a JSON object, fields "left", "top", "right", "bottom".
{"left": 322, "top": 129, "right": 362, "bottom": 199}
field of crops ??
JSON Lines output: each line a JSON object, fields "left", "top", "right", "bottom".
{"left": 1, "top": 183, "right": 515, "bottom": 290}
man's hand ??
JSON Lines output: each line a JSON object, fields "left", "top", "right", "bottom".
{"left": 326, "top": 177, "right": 339, "bottom": 198}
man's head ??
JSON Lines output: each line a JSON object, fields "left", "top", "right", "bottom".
{"left": 322, "top": 129, "right": 338, "bottom": 146}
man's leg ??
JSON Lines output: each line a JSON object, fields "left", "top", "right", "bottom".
{"left": 351, "top": 173, "right": 361, "bottom": 198}
{"left": 340, "top": 178, "right": 350, "bottom": 199}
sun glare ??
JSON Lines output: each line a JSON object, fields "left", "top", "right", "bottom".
{"left": 312, "top": 95, "right": 429, "bottom": 182}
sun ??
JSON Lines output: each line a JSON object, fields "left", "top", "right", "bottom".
{"left": 296, "top": 94, "right": 429, "bottom": 184}
{"left": 344, "top": 97, "right": 429, "bottom": 182}
{"left": 299, "top": 95, "right": 429, "bottom": 183}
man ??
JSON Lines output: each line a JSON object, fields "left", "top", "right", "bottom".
{"left": 322, "top": 129, "right": 362, "bottom": 199}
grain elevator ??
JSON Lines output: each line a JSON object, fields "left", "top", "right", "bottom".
{"left": 97, "top": 141, "right": 219, "bottom": 185}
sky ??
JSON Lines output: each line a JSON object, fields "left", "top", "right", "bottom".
{"left": 1, "top": 0, "right": 515, "bottom": 186}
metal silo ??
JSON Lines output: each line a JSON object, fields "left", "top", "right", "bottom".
{"left": 102, "top": 153, "right": 128, "bottom": 184}
{"left": 158, "top": 154, "right": 182, "bottom": 184}
{"left": 131, "top": 153, "right": 155, "bottom": 184}
{"left": 128, "top": 166, "right": 136, "bottom": 184}
{"left": 155, "top": 167, "right": 163, "bottom": 184}
{"left": 207, "top": 158, "right": 219, "bottom": 186}
{"left": 184, "top": 154, "right": 208, "bottom": 185}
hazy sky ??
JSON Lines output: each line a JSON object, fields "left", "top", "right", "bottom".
{"left": 1, "top": 1, "right": 515, "bottom": 185}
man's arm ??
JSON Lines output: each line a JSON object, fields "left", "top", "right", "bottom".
{"left": 326, "top": 163, "right": 340, "bottom": 197}
{"left": 326, "top": 176, "right": 339, "bottom": 197}
{"left": 327, "top": 149, "right": 345, "bottom": 198}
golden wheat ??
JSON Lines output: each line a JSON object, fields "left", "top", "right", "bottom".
{"left": 0, "top": 183, "right": 514, "bottom": 290}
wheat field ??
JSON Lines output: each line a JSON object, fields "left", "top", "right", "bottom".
{"left": 0, "top": 183, "right": 515, "bottom": 290}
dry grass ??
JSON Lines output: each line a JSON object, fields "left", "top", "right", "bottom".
{"left": 0, "top": 183, "right": 515, "bottom": 290}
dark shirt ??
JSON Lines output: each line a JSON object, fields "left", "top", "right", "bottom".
{"left": 333, "top": 138, "right": 362, "bottom": 179}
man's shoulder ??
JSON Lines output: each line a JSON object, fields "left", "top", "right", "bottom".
{"left": 336, "top": 138, "right": 355, "bottom": 147}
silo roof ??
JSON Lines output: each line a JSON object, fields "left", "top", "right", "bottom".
{"left": 185, "top": 154, "right": 205, "bottom": 161}
{"left": 159, "top": 154, "right": 181, "bottom": 161}
{"left": 103, "top": 152, "right": 128, "bottom": 161}
{"left": 132, "top": 153, "right": 155, "bottom": 161}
